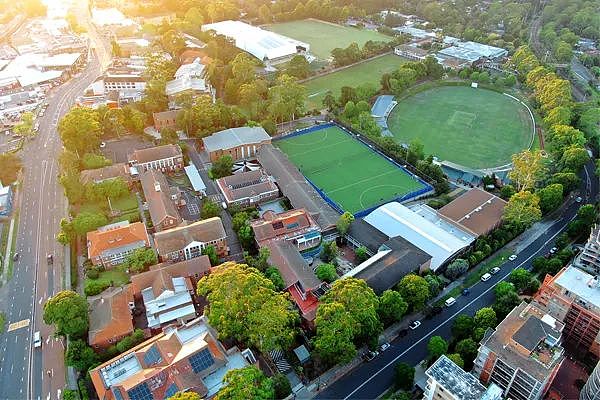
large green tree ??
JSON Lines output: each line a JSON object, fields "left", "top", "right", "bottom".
{"left": 314, "top": 302, "right": 357, "bottom": 364}
{"left": 503, "top": 191, "right": 542, "bottom": 230}
{"left": 452, "top": 314, "right": 474, "bottom": 340}
{"left": 427, "top": 336, "right": 448, "bottom": 360}
{"left": 285, "top": 55, "right": 310, "bottom": 79}
{"left": 378, "top": 290, "right": 408, "bottom": 325}
{"left": 197, "top": 262, "right": 298, "bottom": 352}
{"left": 397, "top": 274, "right": 430, "bottom": 310}
{"left": 43, "top": 290, "right": 88, "bottom": 338}
{"left": 474, "top": 307, "right": 497, "bottom": 331}
{"left": 537, "top": 183, "right": 563, "bottom": 214}
{"left": 336, "top": 212, "right": 354, "bottom": 236}
{"left": 58, "top": 107, "right": 101, "bottom": 156}
{"left": 394, "top": 362, "right": 415, "bottom": 391}
{"left": 0, "top": 153, "right": 22, "bottom": 185}
{"left": 125, "top": 248, "right": 158, "bottom": 273}
{"left": 216, "top": 366, "right": 274, "bottom": 400}
{"left": 211, "top": 155, "right": 234, "bottom": 178}
{"left": 66, "top": 340, "right": 99, "bottom": 372}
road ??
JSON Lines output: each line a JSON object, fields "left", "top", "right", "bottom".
{"left": 0, "top": 3, "right": 109, "bottom": 400}
{"left": 315, "top": 161, "right": 598, "bottom": 400}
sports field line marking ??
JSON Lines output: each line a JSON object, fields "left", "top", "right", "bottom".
{"left": 358, "top": 184, "right": 414, "bottom": 209}
{"left": 327, "top": 169, "right": 401, "bottom": 195}
{"left": 283, "top": 136, "right": 355, "bottom": 157}
{"left": 281, "top": 129, "right": 329, "bottom": 147}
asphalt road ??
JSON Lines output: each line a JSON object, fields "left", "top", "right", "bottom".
{"left": 0, "top": 4, "right": 108, "bottom": 398}
{"left": 315, "top": 162, "right": 598, "bottom": 400}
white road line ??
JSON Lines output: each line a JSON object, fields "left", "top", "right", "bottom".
{"left": 345, "top": 213, "right": 577, "bottom": 400}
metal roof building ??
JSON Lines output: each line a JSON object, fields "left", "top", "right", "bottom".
{"left": 184, "top": 165, "right": 207, "bottom": 195}
{"left": 201, "top": 20, "right": 309, "bottom": 62}
{"left": 203, "top": 126, "right": 270, "bottom": 153}
{"left": 364, "top": 202, "right": 475, "bottom": 271}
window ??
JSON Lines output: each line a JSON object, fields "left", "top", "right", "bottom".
{"left": 143, "top": 345, "right": 163, "bottom": 367}
{"left": 164, "top": 383, "right": 179, "bottom": 399}
{"left": 188, "top": 348, "right": 215, "bottom": 373}
{"left": 127, "top": 383, "right": 153, "bottom": 400}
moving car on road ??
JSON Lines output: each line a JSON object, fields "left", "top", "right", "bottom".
{"left": 33, "top": 331, "right": 42, "bottom": 348}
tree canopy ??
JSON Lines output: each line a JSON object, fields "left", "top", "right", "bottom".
{"left": 43, "top": 290, "right": 89, "bottom": 338}
{"left": 503, "top": 191, "right": 542, "bottom": 230}
{"left": 216, "top": 366, "right": 274, "bottom": 400}
{"left": 397, "top": 274, "right": 430, "bottom": 310}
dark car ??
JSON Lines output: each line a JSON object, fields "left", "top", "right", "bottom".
{"left": 47, "top": 254, "right": 53, "bottom": 264}
{"left": 462, "top": 288, "right": 470, "bottom": 295}
{"left": 12, "top": 252, "right": 19, "bottom": 261}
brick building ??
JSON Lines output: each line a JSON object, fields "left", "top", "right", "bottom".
{"left": 202, "top": 127, "right": 271, "bottom": 162}
{"left": 153, "top": 218, "right": 228, "bottom": 262}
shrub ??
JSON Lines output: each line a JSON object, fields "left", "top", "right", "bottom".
{"left": 315, "top": 263, "right": 338, "bottom": 283}
{"left": 445, "top": 259, "right": 469, "bottom": 279}
{"left": 84, "top": 280, "right": 110, "bottom": 296}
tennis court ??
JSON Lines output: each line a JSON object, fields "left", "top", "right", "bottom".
{"left": 275, "top": 125, "right": 429, "bottom": 214}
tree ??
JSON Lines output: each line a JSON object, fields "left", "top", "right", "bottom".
{"left": 58, "top": 107, "right": 101, "bottom": 156}
{"left": 550, "top": 172, "right": 580, "bottom": 193}
{"left": 0, "top": 153, "right": 22, "bottom": 185}
{"left": 197, "top": 262, "right": 297, "bottom": 352}
{"left": 495, "top": 281, "right": 516, "bottom": 298}
{"left": 202, "top": 245, "right": 219, "bottom": 266}
{"left": 159, "top": 127, "right": 178, "bottom": 145}
{"left": 456, "top": 338, "right": 478, "bottom": 364}
{"left": 285, "top": 55, "right": 310, "bottom": 79}
{"left": 211, "top": 155, "right": 233, "bottom": 178}
{"left": 320, "top": 241, "right": 338, "bottom": 263}
{"left": 560, "top": 145, "right": 589, "bottom": 172}
{"left": 23, "top": 0, "right": 46, "bottom": 16}
{"left": 268, "top": 74, "right": 306, "bottom": 123}
{"left": 272, "top": 373, "right": 292, "bottom": 400}
{"left": 125, "top": 248, "right": 157, "bottom": 273}
{"left": 537, "top": 184, "right": 563, "bottom": 214}
{"left": 43, "top": 290, "right": 88, "bottom": 338}
{"left": 66, "top": 340, "right": 99, "bottom": 372}
{"left": 508, "top": 150, "right": 547, "bottom": 192}
{"left": 258, "top": 4, "right": 272, "bottom": 23}
{"left": 394, "top": 362, "right": 415, "bottom": 391}
{"left": 397, "top": 274, "right": 430, "bottom": 310}
{"left": 427, "top": 336, "right": 448, "bottom": 360}
{"left": 378, "top": 290, "right": 408, "bottom": 325}
{"left": 509, "top": 268, "right": 533, "bottom": 292}
{"left": 202, "top": 198, "right": 221, "bottom": 219}
{"left": 314, "top": 302, "right": 357, "bottom": 364}
{"left": 82, "top": 153, "right": 111, "bottom": 170}
{"left": 264, "top": 266, "right": 285, "bottom": 291}
{"left": 503, "top": 191, "right": 542, "bottom": 230}
{"left": 70, "top": 212, "right": 108, "bottom": 236}
{"left": 425, "top": 274, "right": 442, "bottom": 297}
{"left": 336, "top": 212, "right": 354, "bottom": 236}
{"left": 244, "top": 247, "right": 271, "bottom": 272}
{"left": 355, "top": 246, "right": 369, "bottom": 263}
{"left": 444, "top": 259, "right": 469, "bottom": 279}
{"left": 170, "top": 392, "right": 201, "bottom": 400}
{"left": 452, "top": 314, "right": 474, "bottom": 340}
{"left": 447, "top": 353, "right": 464, "bottom": 369}
{"left": 494, "top": 291, "right": 520, "bottom": 319}
{"left": 13, "top": 111, "right": 35, "bottom": 137}
{"left": 315, "top": 263, "right": 338, "bottom": 283}
{"left": 323, "top": 91, "right": 337, "bottom": 111}
{"left": 216, "top": 366, "right": 274, "bottom": 400}
{"left": 320, "top": 278, "right": 382, "bottom": 341}
{"left": 474, "top": 307, "right": 497, "bottom": 331}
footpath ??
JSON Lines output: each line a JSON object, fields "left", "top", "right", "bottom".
{"left": 296, "top": 206, "right": 569, "bottom": 399}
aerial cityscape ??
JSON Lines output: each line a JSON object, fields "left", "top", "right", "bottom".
{"left": 0, "top": 0, "right": 599, "bottom": 399}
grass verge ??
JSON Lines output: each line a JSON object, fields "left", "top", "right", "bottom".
{"left": 6, "top": 211, "right": 19, "bottom": 280}
{"left": 0, "top": 311, "right": 5, "bottom": 333}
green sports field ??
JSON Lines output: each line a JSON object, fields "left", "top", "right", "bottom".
{"left": 387, "top": 86, "right": 533, "bottom": 169}
{"left": 275, "top": 125, "right": 427, "bottom": 214}
{"left": 304, "top": 54, "right": 405, "bottom": 108}
{"left": 266, "top": 19, "right": 391, "bottom": 60}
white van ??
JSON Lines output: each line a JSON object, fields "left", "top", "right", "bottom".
{"left": 481, "top": 273, "right": 492, "bottom": 282}
{"left": 445, "top": 297, "right": 456, "bottom": 307}
{"left": 33, "top": 331, "right": 42, "bottom": 348}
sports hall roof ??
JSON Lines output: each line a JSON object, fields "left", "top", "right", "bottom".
{"left": 364, "top": 202, "right": 474, "bottom": 270}
{"left": 202, "top": 20, "right": 310, "bottom": 61}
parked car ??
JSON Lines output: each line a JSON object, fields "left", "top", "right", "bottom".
{"left": 550, "top": 247, "right": 558, "bottom": 254}
{"left": 445, "top": 297, "right": 456, "bottom": 307}
{"left": 576, "top": 196, "right": 583, "bottom": 203}
{"left": 481, "top": 273, "right": 492, "bottom": 282}
{"left": 490, "top": 267, "right": 501, "bottom": 274}
{"left": 462, "top": 288, "right": 470, "bottom": 295}
{"left": 508, "top": 254, "right": 518, "bottom": 261}
{"left": 12, "top": 252, "right": 19, "bottom": 261}
{"left": 379, "top": 343, "right": 391, "bottom": 352}
{"left": 362, "top": 350, "right": 378, "bottom": 362}
{"left": 33, "top": 331, "right": 42, "bottom": 348}
{"left": 409, "top": 320, "right": 421, "bottom": 330}
{"left": 47, "top": 254, "right": 53, "bottom": 264}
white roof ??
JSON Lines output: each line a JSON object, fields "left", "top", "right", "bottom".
{"left": 202, "top": 20, "right": 309, "bottom": 61}
{"left": 203, "top": 126, "right": 270, "bottom": 152}
{"left": 175, "top": 58, "right": 206, "bottom": 79}
{"left": 92, "top": 7, "right": 135, "bottom": 26}
{"left": 184, "top": 165, "right": 207, "bottom": 192}
{"left": 364, "top": 202, "right": 474, "bottom": 270}
{"left": 393, "top": 26, "right": 437, "bottom": 39}
{"left": 0, "top": 53, "right": 80, "bottom": 87}
{"left": 555, "top": 266, "right": 600, "bottom": 309}
{"left": 165, "top": 76, "right": 209, "bottom": 96}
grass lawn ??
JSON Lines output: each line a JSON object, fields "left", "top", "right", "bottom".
{"left": 275, "top": 125, "right": 427, "bottom": 214}
{"left": 88, "top": 267, "right": 130, "bottom": 288}
{"left": 303, "top": 54, "right": 405, "bottom": 108}
{"left": 79, "top": 192, "right": 139, "bottom": 223}
{"left": 387, "top": 86, "right": 533, "bottom": 169}
{"left": 265, "top": 19, "right": 391, "bottom": 60}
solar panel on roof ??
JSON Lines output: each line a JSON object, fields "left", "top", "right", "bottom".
{"left": 188, "top": 348, "right": 215, "bottom": 373}
{"left": 164, "top": 383, "right": 179, "bottom": 399}
{"left": 128, "top": 382, "right": 153, "bottom": 400}
{"left": 143, "top": 345, "right": 162, "bottom": 367}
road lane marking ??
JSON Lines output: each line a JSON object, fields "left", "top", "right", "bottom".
{"left": 343, "top": 210, "right": 579, "bottom": 400}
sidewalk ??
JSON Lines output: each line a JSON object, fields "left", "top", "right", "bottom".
{"left": 0, "top": 217, "right": 15, "bottom": 286}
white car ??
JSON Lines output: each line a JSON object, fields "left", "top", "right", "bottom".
{"left": 409, "top": 320, "right": 421, "bottom": 330}
{"left": 379, "top": 343, "right": 391, "bottom": 352}
{"left": 481, "top": 273, "right": 492, "bottom": 282}
{"left": 508, "top": 254, "right": 517, "bottom": 261}
{"left": 33, "top": 331, "right": 42, "bottom": 348}
{"left": 100, "top": 142, "right": 106, "bottom": 148}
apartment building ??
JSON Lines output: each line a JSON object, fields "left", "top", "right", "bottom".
{"left": 473, "top": 302, "right": 565, "bottom": 400}
{"left": 581, "top": 360, "right": 600, "bottom": 400}
{"left": 575, "top": 224, "right": 600, "bottom": 274}
{"left": 128, "top": 144, "right": 184, "bottom": 173}
{"left": 424, "top": 355, "right": 502, "bottom": 400}
{"left": 87, "top": 221, "right": 150, "bottom": 267}
{"left": 89, "top": 316, "right": 256, "bottom": 400}
{"left": 534, "top": 266, "right": 600, "bottom": 359}
{"left": 153, "top": 218, "right": 228, "bottom": 261}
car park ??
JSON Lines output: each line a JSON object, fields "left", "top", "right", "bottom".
{"left": 481, "top": 273, "right": 492, "bottom": 282}
{"left": 445, "top": 297, "right": 456, "bottom": 307}
{"left": 508, "top": 254, "right": 517, "bottom": 261}
{"left": 409, "top": 320, "right": 421, "bottom": 330}
{"left": 490, "top": 267, "right": 501, "bottom": 274}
